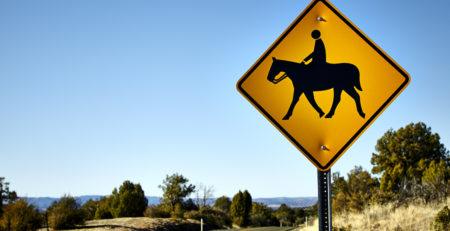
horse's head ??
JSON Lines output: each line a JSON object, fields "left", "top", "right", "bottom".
{"left": 268, "top": 57, "right": 306, "bottom": 84}
{"left": 267, "top": 57, "right": 286, "bottom": 84}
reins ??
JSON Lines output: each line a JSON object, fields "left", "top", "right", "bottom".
{"left": 272, "top": 73, "right": 288, "bottom": 84}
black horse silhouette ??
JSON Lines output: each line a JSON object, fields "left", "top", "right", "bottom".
{"left": 267, "top": 57, "right": 365, "bottom": 120}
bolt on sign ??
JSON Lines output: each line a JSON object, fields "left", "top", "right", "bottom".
{"left": 237, "top": 0, "right": 410, "bottom": 171}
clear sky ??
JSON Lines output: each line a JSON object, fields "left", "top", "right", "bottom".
{"left": 1, "top": 0, "right": 449, "bottom": 198}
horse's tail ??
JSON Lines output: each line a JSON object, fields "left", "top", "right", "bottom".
{"left": 354, "top": 65, "right": 362, "bottom": 91}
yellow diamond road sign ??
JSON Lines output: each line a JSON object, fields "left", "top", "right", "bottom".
{"left": 237, "top": 0, "right": 410, "bottom": 171}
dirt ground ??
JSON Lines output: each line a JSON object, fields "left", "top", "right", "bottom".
{"left": 38, "top": 218, "right": 297, "bottom": 231}
{"left": 40, "top": 217, "right": 202, "bottom": 231}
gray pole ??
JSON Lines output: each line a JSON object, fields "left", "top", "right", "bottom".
{"left": 317, "top": 169, "right": 332, "bottom": 231}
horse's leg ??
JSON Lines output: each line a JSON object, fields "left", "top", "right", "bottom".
{"left": 305, "top": 91, "right": 325, "bottom": 118}
{"left": 325, "top": 88, "right": 342, "bottom": 118}
{"left": 283, "top": 90, "right": 302, "bottom": 120}
{"left": 344, "top": 87, "right": 365, "bottom": 118}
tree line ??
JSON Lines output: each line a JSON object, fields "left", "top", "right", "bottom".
{"left": 1, "top": 122, "right": 449, "bottom": 230}
{"left": 0, "top": 173, "right": 315, "bottom": 230}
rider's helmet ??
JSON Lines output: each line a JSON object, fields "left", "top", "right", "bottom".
{"left": 311, "top": 30, "right": 321, "bottom": 40}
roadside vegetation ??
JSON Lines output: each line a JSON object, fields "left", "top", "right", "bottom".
{"left": 298, "top": 122, "right": 450, "bottom": 231}
{"left": 298, "top": 198, "right": 449, "bottom": 231}
{"left": 1, "top": 122, "right": 449, "bottom": 231}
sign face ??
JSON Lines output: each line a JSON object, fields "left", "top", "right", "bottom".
{"left": 237, "top": 0, "right": 410, "bottom": 171}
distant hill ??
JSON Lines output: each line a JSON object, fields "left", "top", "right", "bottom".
{"left": 253, "top": 197, "right": 317, "bottom": 208}
{"left": 24, "top": 195, "right": 316, "bottom": 211}
{"left": 24, "top": 195, "right": 161, "bottom": 211}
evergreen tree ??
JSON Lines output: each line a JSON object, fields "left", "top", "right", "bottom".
{"left": 242, "top": 190, "right": 252, "bottom": 226}
{"left": 0, "top": 177, "right": 18, "bottom": 216}
{"left": 230, "top": 190, "right": 252, "bottom": 227}
{"left": 214, "top": 196, "right": 231, "bottom": 213}
{"left": 332, "top": 166, "right": 379, "bottom": 213}
{"left": 421, "top": 160, "right": 450, "bottom": 202}
{"left": 0, "top": 200, "right": 41, "bottom": 231}
{"left": 275, "top": 204, "right": 294, "bottom": 227}
{"left": 109, "top": 181, "right": 148, "bottom": 217}
{"left": 159, "top": 173, "right": 195, "bottom": 212}
{"left": 371, "top": 122, "right": 449, "bottom": 196}
{"left": 230, "top": 191, "right": 245, "bottom": 227}
{"left": 46, "top": 195, "right": 85, "bottom": 229}
{"left": 183, "top": 198, "right": 199, "bottom": 211}
{"left": 171, "top": 203, "right": 184, "bottom": 218}
{"left": 81, "top": 199, "right": 98, "bottom": 220}
{"left": 94, "top": 197, "right": 113, "bottom": 219}
{"left": 250, "top": 202, "right": 275, "bottom": 227}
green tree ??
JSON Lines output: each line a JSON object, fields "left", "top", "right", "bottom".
{"left": 230, "top": 190, "right": 252, "bottom": 227}
{"left": 230, "top": 191, "right": 245, "bottom": 227}
{"left": 250, "top": 202, "right": 275, "bottom": 227}
{"left": 46, "top": 195, "right": 84, "bottom": 230}
{"left": 422, "top": 160, "right": 450, "bottom": 202}
{"left": 81, "top": 199, "right": 98, "bottom": 221}
{"left": 171, "top": 203, "right": 184, "bottom": 218}
{"left": 293, "top": 208, "right": 307, "bottom": 226}
{"left": 275, "top": 204, "right": 294, "bottom": 227}
{"left": 183, "top": 198, "right": 198, "bottom": 211}
{"left": 371, "top": 122, "right": 449, "bottom": 196}
{"left": 109, "top": 181, "right": 148, "bottom": 217}
{"left": 198, "top": 207, "right": 232, "bottom": 229}
{"left": 332, "top": 166, "right": 379, "bottom": 213}
{"left": 0, "top": 200, "right": 41, "bottom": 231}
{"left": 159, "top": 173, "right": 195, "bottom": 212}
{"left": 0, "top": 177, "right": 18, "bottom": 216}
{"left": 242, "top": 190, "right": 252, "bottom": 226}
{"left": 214, "top": 196, "right": 231, "bottom": 213}
{"left": 332, "top": 172, "right": 350, "bottom": 212}
{"left": 347, "top": 166, "right": 378, "bottom": 210}
{"left": 94, "top": 197, "right": 113, "bottom": 219}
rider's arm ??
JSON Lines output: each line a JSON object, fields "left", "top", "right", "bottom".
{"left": 303, "top": 52, "right": 313, "bottom": 63}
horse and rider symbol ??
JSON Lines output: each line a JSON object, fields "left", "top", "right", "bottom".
{"left": 267, "top": 30, "right": 366, "bottom": 120}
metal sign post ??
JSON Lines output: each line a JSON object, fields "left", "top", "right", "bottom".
{"left": 318, "top": 169, "right": 332, "bottom": 231}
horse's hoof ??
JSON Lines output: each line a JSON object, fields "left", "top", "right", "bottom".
{"left": 319, "top": 112, "right": 325, "bottom": 118}
{"left": 325, "top": 114, "right": 333, "bottom": 118}
{"left": 360, "top": 113, "right": 366, "bottom": 119}
{"left": 283, "top": 115, "right": 290, "bottom": 120}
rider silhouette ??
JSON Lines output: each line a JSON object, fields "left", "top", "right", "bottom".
{"left": 302, "top": 30, "right": 326, "bottom": 65}
{"left": 266, "top": 29, "right": 365, "bottom": 120}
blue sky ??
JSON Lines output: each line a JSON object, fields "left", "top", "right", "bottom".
{"left": 1, "top": 0, "right": 449, "bottom": 198}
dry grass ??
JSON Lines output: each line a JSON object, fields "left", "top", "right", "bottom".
{"left": 292, "top": 219, "right": 317, "bottom": 231}
{"left": 295, "top": 198, "right": 449, "bottom": 231}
